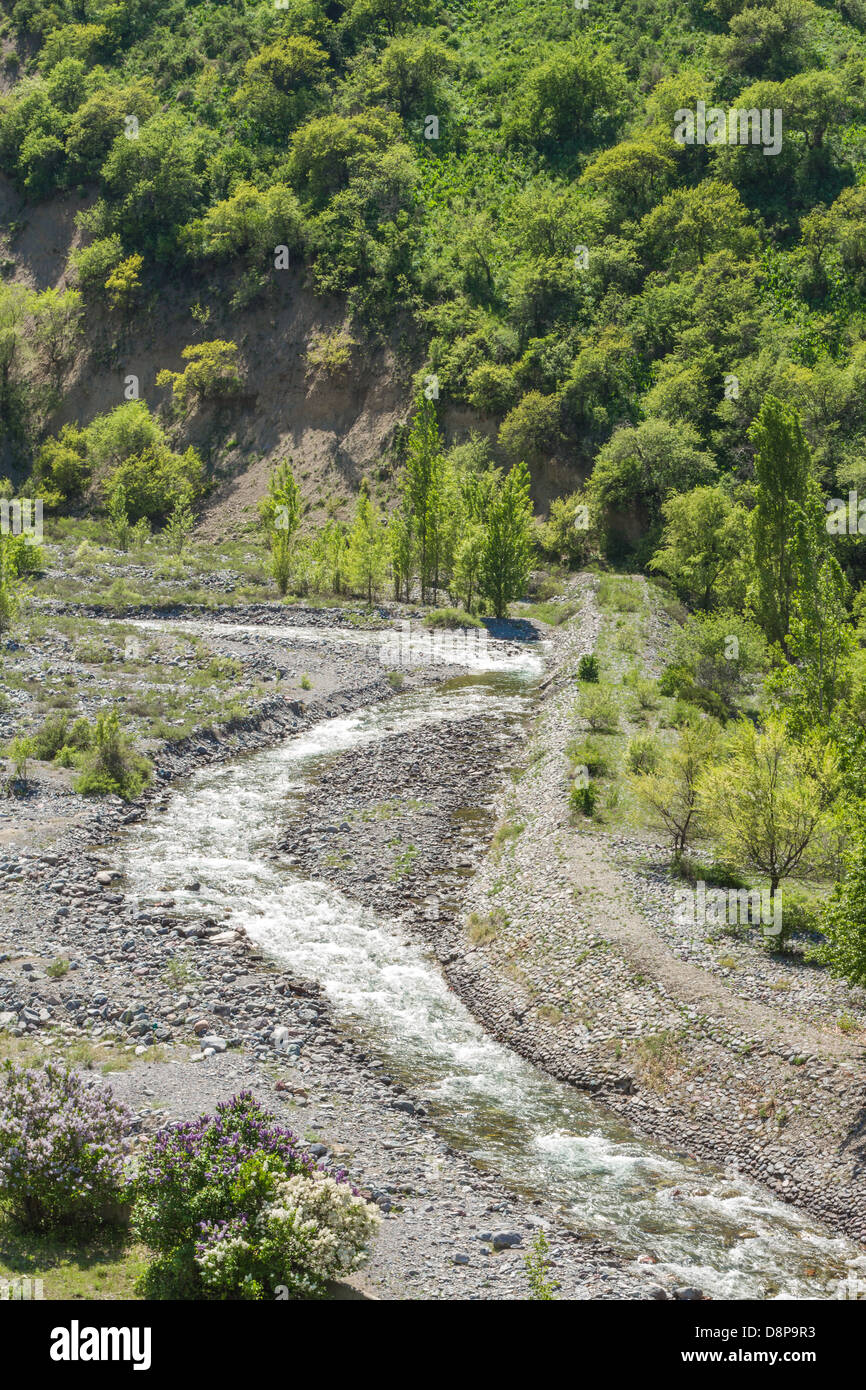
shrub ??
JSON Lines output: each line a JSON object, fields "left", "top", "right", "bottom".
{"left": 597, "top": 576, "right": 643, "bottom": 611}
{"left": 577, "top": 653, "right": 599, "bottom": 682}
{"left": 27, "top": 712, "right": 92, "bottom": 762}
{"left": 0, "top": 1061, "right": 131, "bottom": 1230}
{"left": 567, "top": 735, "right": 610, "bottom": 776}
{"left": 627, "top": 733, "right": 661, "bottom": 774}
{"left": 195, "top": 1171, "right": 380, "bottom": 1301}
{"left": 630, "top": 678, "right": 657, "bottom": 711}
{"left": 305, "top": 329, "right": 355, "bottom": 375}
{"left": 74, "top": 710, "right": 151, "bottom": 800}
{"left": 578, "top": 683, "right": 620, "bottom": 732}
{"left": 133, "top": 1092, "right": 378, "bottom": 1300}
{"left": 423, "top": 607, "right": 483, "bottom": 629}
{"left": 157, "top": 340, "right": 243, "bottom": 412}
{"left": 3, "top": 737, "right": 30, "bottom": 797}
{"left": 570, "top": 779, "right": 597, "bottom": 817}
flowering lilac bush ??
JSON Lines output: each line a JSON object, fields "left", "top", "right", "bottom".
{"left": 195, "top": 1171, "right": 380, "bottom": 1301}
{"left": 134, "top": 1091, "right": 377, "bottom": 1299}
{"left": 0, "top": 1061, "right": 131, "bottom": 1230}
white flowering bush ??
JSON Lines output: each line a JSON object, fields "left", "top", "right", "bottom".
{"left": 0, "top": 1061, "right": 131, "bottom": 1230}
{"left": 195, "top": 1170, "right": 381, "bottom": 1300}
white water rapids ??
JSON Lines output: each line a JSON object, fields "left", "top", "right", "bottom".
{"left": 118, "top": 623, "right": 861, "bottom": 1299}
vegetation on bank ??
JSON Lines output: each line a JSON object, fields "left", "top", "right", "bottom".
{"left": 0, "top": 2, "right": 865, "bottom": 1016}
{"left": 0, "top": 1065, "right": 379, "bottom": 1300}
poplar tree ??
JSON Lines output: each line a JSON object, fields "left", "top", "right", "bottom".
{"left": 479, "top": 459, "right": 534, "bottom": 618}
{"left": 749, "top": 396, "right": 815, "bottom": 650}
{"left": 347, "top": 480, "right": 385, "bottom": 603}
{"left": 403, "top": 396, "right": 444, "bottom": 602}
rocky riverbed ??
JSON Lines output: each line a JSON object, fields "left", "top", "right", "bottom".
{"left": 274, "top": 579, "right": 866, "bottom": 1249}
{"left": 0, "top": 602, "right": 656, "bottom": 1300}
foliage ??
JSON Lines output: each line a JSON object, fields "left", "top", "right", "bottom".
{"left": 698, "top": 717, "right": 839, "bottom": 893}
{"left": 194, "top": 1171, "right": 380, "bottom": 1301}
{"left": 0, "top": 1061, "right": 130, "bottom": 1231}
{"left": 577, "top": 653, "right": 600, "bottom": 683}
{"left": 74, "top": 709, "right": 151, "bottom": 800}
{"left": 133, "top": 1091, "right": 377, "bottom": 1300}
{"left": 157, "top": 341, "right": 243, "bottom": 413}
{"left": 631, "top": 717, "right": 721, "bottom": 860}
{"left": 813, "top": 813, "right": 866, "bottom": 986}
{"left": 479, "top": 459, "right": 534, "bottom": 618}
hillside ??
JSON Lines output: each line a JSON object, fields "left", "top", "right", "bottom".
{"left": 0, "top": 0, "right": 864, "bottom": 545}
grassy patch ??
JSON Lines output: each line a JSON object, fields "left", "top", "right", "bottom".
{"left": 0, "top": 1214, "right": 146, "bottom": 1301}
{"left": 629, "top": 1031, "right": 686, "bottom": 1091}
{"left": 466, "top": 907, "right": 509, "bottom": 944}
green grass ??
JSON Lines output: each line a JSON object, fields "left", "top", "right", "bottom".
{"left": 515, "top": 600, "right": 579, "bottom": 626}
{"left": 424, "top": 607, "right": 484, "bottom": 629}
{"left": 0, "top": 1214, "right": 146, "bottom": 1301}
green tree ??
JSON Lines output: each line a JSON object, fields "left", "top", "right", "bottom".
{"left": 163, "top": 495, "right": 195, "bottom": 557}
{"left": 509, "top": 41, "right": 629, "bottom": 150}
{"left": 0, "top": 535, "right": 25, "bottom": 636}
{"left": 100, "top": 113, "right": 207, "bottom": 255}
{"left": 479, "top": 460, "right": 534, "bottom": 619}
{"left": 29, "top": 287, "right": 82, "bottom": 387}
{"left": 813, "top": 813, "right": 866, "bottom": 986}
{"left": 631, "top": 717, "right": 721, "bottom": 862}
{"left": 347, "top": 481, "right": 385, "bottom": 603}
{"left": 451, "top": 521, "right": 485, "bottom": 613}
{"left": 579, "top": 136, "right": 677, "bottom": 219}
{"left": 637, "top": 182, "right": 759, "bottom": 272}
{"left": 590, "top": 419, "right": 716, "bottom": 546}
{"left": 648, "top": 485, "right": 749, "bottom": 610}
{"left": 402, "top": 396, "right": 445, "bottom": 604}
{"left": 387, "top": 509, "right": 413, "bottom": 602}
{"left": 157, "top": 341, "right": 242, "bottom": 413}
{"left": 670, "top": 611, "right": 768, "bottom": 709}
{"left": 107, "top": 484, "right": 132, "bottom": 552}
{"left": 749, "top": 395, "right": 815, "bottom": 650}
{"left": 773, "top": 545, "right": 853, "bottom": 725}
{"left": 234, "top": 37, "right": 330, "bottom": 137}
{"left": 261, "top": 460, "right": 301, "bottom": 598}
{"left": 698, "top": 717, "right": 838, "bottom": 894}
{"left": 104, "top": 254, "right": 143, "bottom": 315}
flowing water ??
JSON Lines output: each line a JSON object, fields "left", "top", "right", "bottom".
{"left": 120, "top": 626, "right": 861, "bottom": 1299}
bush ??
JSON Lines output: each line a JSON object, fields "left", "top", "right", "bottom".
{"left": 570, "top": 779, "right": 597, "bottom": 817}
{"left": 26, "top": 712, "right": 92, "bottom": 762}
{"left": 423, "top": 607, "right": 483, "bottom": 629}
{"left": 74, "top": 710, "right": 151, "bottom": 800}
{"left": 0, "top": 1061, "right": 130, "bottom": 1230}
{"left": 305, "top": 329, "right": 355, "bottom": 375}
{"left": 577, "top": 683, "right": 620, "bottom": 732}
{"left": 133, "top": 1092, "right": 378, "bottom": 1300}
{"left": 157, "top": 341, "right": 243, "bottom": 412}
{"left": 627, "top": 733, "right": 661, "bottom": 773}
{"left": 577, "top": 653, "right": 600, "bottom": 682}
{"left": 195, "top": 1171, "right": 380, "bottom": 1301}
{"left": 567, "top": 735, "right": 610, "bottom": 777}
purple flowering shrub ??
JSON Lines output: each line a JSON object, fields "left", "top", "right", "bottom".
{"left": 0, "top": 1061, "right": 131, "bottom": 1230}
{"left": 133, "top": 1091, "right": 316, "bottom": 1299}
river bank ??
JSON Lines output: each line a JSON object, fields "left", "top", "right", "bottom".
{"left": 0, "top": 604, "right": 651, "bottom": 1300}
{"left": 277, "top": 578, "right": 866, "bottom": 1252}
